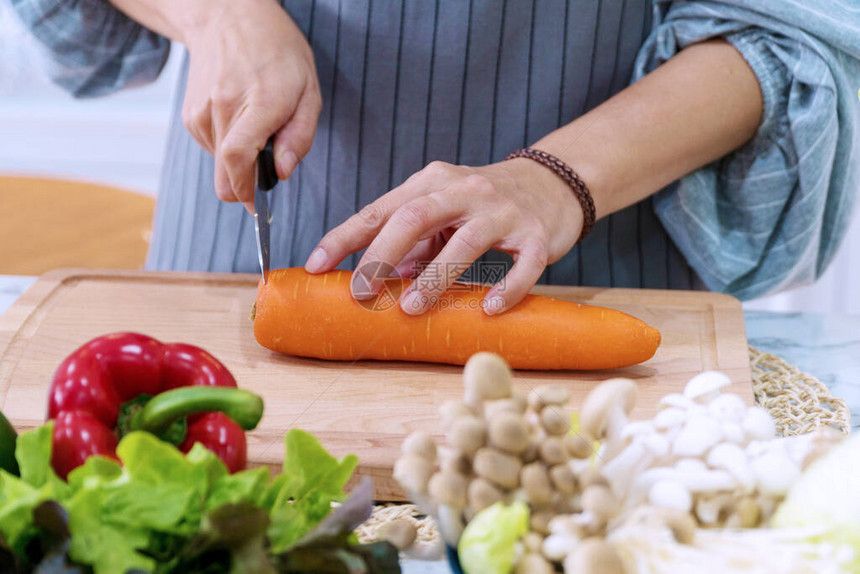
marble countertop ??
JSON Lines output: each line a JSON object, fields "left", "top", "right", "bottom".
{"left": 1, "top": 275, "right": 856, "bottom": 574}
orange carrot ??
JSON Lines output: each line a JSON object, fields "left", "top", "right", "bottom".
{"left": 253, "top": 268, "right": 661, "bottom": 370}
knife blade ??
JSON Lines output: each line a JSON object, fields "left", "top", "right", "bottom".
{"left": 254, "top": 136, "right": 278, "bottom": 283}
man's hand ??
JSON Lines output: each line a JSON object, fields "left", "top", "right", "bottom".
{"left": 108, "top": 0, "right": 321, "bottom": 209}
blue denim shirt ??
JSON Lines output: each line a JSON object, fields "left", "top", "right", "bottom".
{"left": 10, "top": 0, "right": 860, "bottom": 300}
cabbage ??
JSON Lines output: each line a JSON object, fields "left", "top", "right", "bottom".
{"left": 773, "top": 432, "right": 860, "bottom": 571}
{"left": 458, "top": 501, "right": 529, "bottom": 574}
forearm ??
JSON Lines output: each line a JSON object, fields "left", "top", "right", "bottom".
{"left": 534, "top": 39, "right": 763, "bottom": 220}
{"left": 105, "top": 0, "right": 237, "bottom": 43}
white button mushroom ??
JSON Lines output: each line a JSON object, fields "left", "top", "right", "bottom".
{"left": 543, "top": 532, "right": 580, "bottom": 562}
{"left": 694, "top": 492, "right": 734, "bottom": 525}
{"left": 749, "top": 448, "right": 800, "bottom": 497}
{"left": 653, "top": 407, "right": 688, "bottom": 431}
{"left": 719, "top": 421, "right": 746, "bottom": 445}
{"left": 658, "top": 393, "right": 697, "bottom": 411}
{"left": 706, "top": 442, "right": 755, "bottom": 491}
{"left": 707, "top": 393, "right": 747, "bottom": 422}
{"left": 671, "top": 415, "right": 722, "bottom": 457}
{"left": 683, "top": 371, "right": 731, "bottom": 403}
{"left": 742, "top": 406, "right": 776, "bottom": 441}
{"left": 647, "top": 478, "right": 693, "bottom": 512}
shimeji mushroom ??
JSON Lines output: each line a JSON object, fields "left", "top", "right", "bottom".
{"left": 401, "top": 430, "right": 438, "bottom": 463}
{"left": 488, "top": 411, "right": 532, "bottom": 454}
{"left": 521, "top": 462, "right": 554, "bottom": 506}
{"left": 467, "top": 478, "right": 504, "bottom": 512}
{"left": 393, "top": 455, "right": 434, "bottom": 495}
{"left": 439, "top": 400, "right": 475, "bottom": 427}
{"left": 578, "top": 378, "right": 638, "bottom": 460}
{"left": 428, "top": 471, "right": 469, "bottom": 509}
{"left": 473, "top": 447, "right": 523, "bottom": 490}
{"left": 377, "top": 518, "right": 418, "bottom": 551}
{"left": 562, "top": 538, "right": 624, "bottom": 574}
{"left": 539, "top": 436, "right": 568, "bottom": 466}
{"left": 463, "top": 352, "right": 512, "bottom": 407}
{"left": 515, "top": 552, "right": 555, "bottom": 574}
{"left": 447, "top": 415, "right": 487, "bottom": 456}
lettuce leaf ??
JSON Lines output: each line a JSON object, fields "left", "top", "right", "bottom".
{"left": 264, "top": 429, "right": 358, "bottom": 553}
{"left": 0, "top": 423, "right": 71, "bottom": 556}
{"left": 0, "top": 425, "right": 364, "bottom": 573}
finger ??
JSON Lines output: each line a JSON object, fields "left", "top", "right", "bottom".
{"left": 482, "top": 246, "right": 548, "bottom": 315}
{"left": 214, "top": 141, "right": 240, "bottom": 203}
{"left": 221, "top": 101, "right": 289, "bottom": 204}
{"left": 356, "top": 195, "right": 468, "bottom": 297}
{"left": 181, "top": 87, "right": 216, "bottom": 155}
{"left": 393, "top": 235, "right": 446, "bottom": 279}
{"left": 305, "top": 162, "right": 457, "bottom": 273}
{"left": 400, "top": 219, "right": 496, "bottom": 315}
{"left": 273, "top": 83, "right": 322, "bottom": 180}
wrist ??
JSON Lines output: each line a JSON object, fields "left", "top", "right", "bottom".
{"left": 530, "top": 135, "right": 611, "bottom": 222}
{"left": 500, "top": 156, "right": 586, "bottom": 246}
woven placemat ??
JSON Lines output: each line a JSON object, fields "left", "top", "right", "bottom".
{"left": 357, "top": 346, "right": 852, "bottom": 544}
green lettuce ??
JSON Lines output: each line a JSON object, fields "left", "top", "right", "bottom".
{"left": 263, "top": 429, "right": 359, "bottom": 553}
{"left": 0, "top": 423, "right": 71, "bottom": 555}
{"left": 0, "top": 425, "right": 371, "bottom": 574}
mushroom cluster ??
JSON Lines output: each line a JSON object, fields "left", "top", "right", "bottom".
{"left": 393, "top": 353, "right": 844, "bottom": 573}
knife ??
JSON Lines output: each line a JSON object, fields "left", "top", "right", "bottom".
{"left": 254, "top": 136, "right": 278, "bottom": 283}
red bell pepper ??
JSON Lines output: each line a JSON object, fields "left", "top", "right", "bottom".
{"left": 47, "top": 332, "right": 263, "bottom": 479}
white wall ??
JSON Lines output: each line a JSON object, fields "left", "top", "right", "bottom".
{"left": 0, "top": 4, "right": 857, "bottom": 313}
{"left": 0, "top": 3, "right": 182, "bottom": 195}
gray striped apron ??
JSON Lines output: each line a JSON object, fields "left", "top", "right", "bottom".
{"left": 147, "top": 0, "right": 701, "bottom": 291}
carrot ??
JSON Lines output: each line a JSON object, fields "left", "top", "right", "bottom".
{"left": 253, "top": 268, "right": 661, "bottom": 370}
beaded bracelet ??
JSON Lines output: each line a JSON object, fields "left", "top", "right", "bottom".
{"left": 505, "top": 147, "right": 596, "bottom": 243}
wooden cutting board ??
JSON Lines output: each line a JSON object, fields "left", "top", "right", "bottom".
{"left": 0, "top": 269, "right": 751, "bottom": 500}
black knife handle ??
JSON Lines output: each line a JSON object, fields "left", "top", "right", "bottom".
{"left": 257, "top": 136, "right": 278, "bottom": 192}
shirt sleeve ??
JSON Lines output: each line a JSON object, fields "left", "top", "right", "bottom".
{"left": 9, "top": 0, "right": 170, "bottom": 98}
{"left": 633, "top": 0, "right": 860, "bottom": 300}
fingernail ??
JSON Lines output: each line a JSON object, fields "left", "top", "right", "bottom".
{"left": 483, "top": 296, "right": 505, "bottom": 315}
{"left": 279, "top": 150, "right": 299, "bottom": 180}
{"left": 401, "top": 290, "right": 425, "bottom": 315}
{"left": 305, "top": 247, "right": 327, "bottom": 273}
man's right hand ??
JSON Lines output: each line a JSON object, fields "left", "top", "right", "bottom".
{"left": 109, "top": 0, "right": 322, "bottom": 209}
